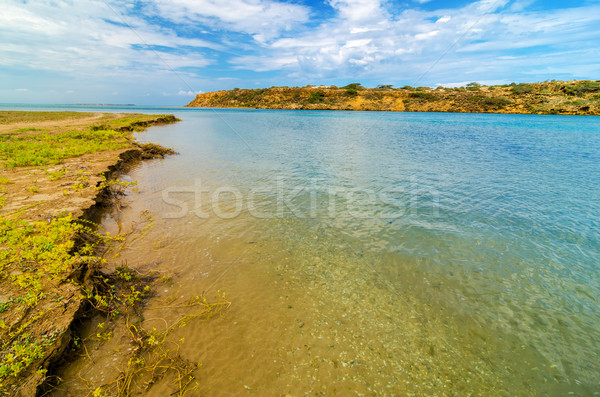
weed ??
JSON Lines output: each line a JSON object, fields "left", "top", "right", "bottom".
{"left": 44, "top": 168, "right": 66, "bottom": 181}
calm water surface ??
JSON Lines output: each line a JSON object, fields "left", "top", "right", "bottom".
{"left": 24, "top": 106, "right": 598, "bottom": 395}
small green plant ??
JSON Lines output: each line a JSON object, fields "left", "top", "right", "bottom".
{"left": 44, "top": 168, "right": 66, "bottom": 181}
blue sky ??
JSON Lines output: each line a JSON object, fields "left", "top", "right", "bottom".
{"left": 1, "top": 0, "right": 599, "bottom": 105}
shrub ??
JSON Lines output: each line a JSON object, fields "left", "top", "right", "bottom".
{"left": 409, "top": 92, "right": 438, "bottom": 102}
{"left": 563, "top": 81, "right": 600, "bottom": 96}
{"left": 466, "top": 82, "right": 481, "bottom": 91}
{"left": 342, "top": 83, "right": 363, "bottom": 90}
{"left": 468, "top": 96, "right": 511, "bottom": 109}
{"left": 511, "top": 83, "right": 534, "bottom": 95}
{"left": 307, "top": 91, "right": 325, "bottom": 103}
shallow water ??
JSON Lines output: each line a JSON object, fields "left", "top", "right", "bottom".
{"left": 49, "top": 109, "right": 599, "bottom": 395}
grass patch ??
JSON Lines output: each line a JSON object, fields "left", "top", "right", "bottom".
{"left": 0, "top": 128, "right": 132, "bottom": 168}
{"left": 0, "top": 215, "right": 93, "bottom": 389}
{"left": 0, "top": 112, "right": 93, "bottom": 125}
{"left": 0, "top": 215, "right": 86, "bottom": 295}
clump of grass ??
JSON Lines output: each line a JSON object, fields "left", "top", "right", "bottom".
{"left": 0, "top": 177, "right": 13, "bottom": 185}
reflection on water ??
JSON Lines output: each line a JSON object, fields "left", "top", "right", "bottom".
{"left": 54, "top": 110, "right": 600, "bottom": 395}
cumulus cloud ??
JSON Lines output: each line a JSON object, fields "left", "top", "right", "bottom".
{"left": 228, "top": 0, "right": 600, "bottom": 84}
{"left": 145, "top": 0, "right": 309, "bottom": 39}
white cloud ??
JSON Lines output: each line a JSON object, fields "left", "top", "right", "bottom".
{"left": 227, "top": 0, "right": 600, "bottom": 85}
{"left": 328, "top": 0, "right": 387, "bottom": 22}
{"left": 146, "top": 0, "right": 309, "bottom": 39}
{"left": 0, "top": 0, "right": 215, "bottom": 75}
{"left": 177, "top": 89, "right": 203, "bottom": 96}
{"left": 16, "top": 88, "right": 28, "bottom": 92}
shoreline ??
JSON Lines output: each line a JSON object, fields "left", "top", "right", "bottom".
{"left": 0, "top": 112, "right": 178, "bottom": 395}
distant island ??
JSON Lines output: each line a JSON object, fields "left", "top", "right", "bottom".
{"left": 186, "top": 80, "right": 600, "bottom": 116}
{"left": 76, "top": 103, "right": 136, "bottom": 106}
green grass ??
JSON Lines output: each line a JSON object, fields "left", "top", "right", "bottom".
{"left": 0, "top": 111, "right": 93, "bottom": 125}
{"left": 0, "top": 128, "right": 132, "bottom": 168}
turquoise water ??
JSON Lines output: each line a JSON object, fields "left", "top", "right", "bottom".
{"left": 137, "top": 109, "right": 599, "bottom": 394}
{"left": 5, "top": 105, "right": 599, "bottom": 394}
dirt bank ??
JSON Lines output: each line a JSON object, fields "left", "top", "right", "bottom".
{"left": 0, "top": 111, "right": 178, "bottom": 396}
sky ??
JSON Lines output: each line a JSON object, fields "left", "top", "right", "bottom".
{"left": 1, "top": 0, "right": 599, "bottom": 105}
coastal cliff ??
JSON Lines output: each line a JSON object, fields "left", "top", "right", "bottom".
{"left": 186, "top": 80, "right": 600, "bottom": 116}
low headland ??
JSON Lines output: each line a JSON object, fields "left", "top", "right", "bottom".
{"left": 0, "top": 111, "right": 178, "bottom": 395}
{"left": 186, "top": 80, "right": 600, "bottom": 115}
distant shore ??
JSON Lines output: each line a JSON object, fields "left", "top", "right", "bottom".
{"left": 186, "top": 80, "right": 600, "bottom": 116}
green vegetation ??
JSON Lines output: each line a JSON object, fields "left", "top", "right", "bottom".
{"left": 0, "top": 111, "right": 91, "bottom": 125}
{"left": 0, "top": 215, "right": 86, "bottom": 298}
{"left": 0, "top": 111, "right": 180, "bottom": 394}
{"left": 0, "top": 128, "right": 131, "bottom": 168}
{"left": 307, "top": 91, "right": 325, "bottom": 104}
{"left": 511, "top": 83, "right": 534, "bottom": 95}
{"left": 466, "top": 82, "right": 481, "bottom": 91}
{"left": 467, "top": 96, "right": 512, "bottom": 110}
{"left": 563, "top": 81, "right": 600, "bottom": 96}
{"left": 410, "top": 92, "right": 439, "bottom": 102}
{"left": 343, "top": 83, "right": 363, "bottom": 96}
{"left": 186, "top": 80, "right": 600, "bottom": 115}
{"left": 0, "top": 215, "right": 88, "bottom": 389}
